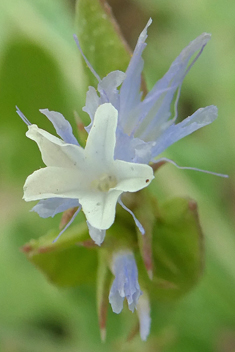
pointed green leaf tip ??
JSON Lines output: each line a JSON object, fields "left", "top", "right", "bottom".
{"left": 150, "top": 197, "right": 204, "bottom": 302}
{"left": 75, "top": 0, "right": 131, "bottom": 86}
{"left": 21, "top": 221, "right": 98, "bottom": 287}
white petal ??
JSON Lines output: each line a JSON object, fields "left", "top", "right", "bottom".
{"left": 85, "top": 103, "right": 118, "bottom": 167}
{"left": 39, "top": 109, "right": 79, "bottom": 145}
{"left": 80, "top": 189, "right": 122, "bottom": 230}
{"left": 26, "top": 124, "right": 85, "bottom": 168}
{"left": 113, "top": 159, "right": 154, "bottom": 192}
{"left": 86, "top": 222, "right": 106, "bottom": 246}
{"left": 23, "top": 167, "right": 89, "bottom": 201}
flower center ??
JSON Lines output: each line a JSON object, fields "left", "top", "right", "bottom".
{"left": 92, "top": 174, "right": 117, "bottom": 192}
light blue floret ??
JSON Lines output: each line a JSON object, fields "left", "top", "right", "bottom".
{"left": 109, "top": 251, "right": 142, "bottom": 314}
{"left": 79, "top": 19, "right": 217, "bottom": 165}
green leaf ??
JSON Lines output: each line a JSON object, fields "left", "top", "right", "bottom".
{"left": 75, "top": 0, "right": 131, "bottom": 86}
{"left": 21, "top": 221, "right": 98, "bottom": 287}
{"left": 148, "top": 197, "right": 204, "bottom": 301}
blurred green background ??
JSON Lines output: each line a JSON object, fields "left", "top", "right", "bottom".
{"left": 0, "top": 0, "right": 234, "bottom": 351}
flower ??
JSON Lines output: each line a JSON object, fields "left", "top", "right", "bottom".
{"left": 17, "top": 18, "right": 227, "bottom": 343}
{"left": 18, "top": 104, "right": 154, "bottom": 245}
{"left": 109, "top": 251, "right": 142, "bottom": 314}
{"left": 18, "top": 18, "right": 225, "bottom": 244}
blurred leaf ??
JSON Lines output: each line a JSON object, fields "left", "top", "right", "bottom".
{"left": 22, "top": 221, "right": 98, "bottom": 287}
{"left": 75, "top": 0, "right": 131, "bottom": 86}
{"left": 96, "top": 251, "right": 112, "bottom": 341}
{"left": 134, "top": 189, "right": 157, "bottom": 279}
{"left": 150, "top": 197, "right": 204, "bottom": 301}
{"left": 0, "top": 40, "right": 70, "bottom": 182}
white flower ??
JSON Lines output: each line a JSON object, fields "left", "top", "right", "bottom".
{"left": 18, "top": 18, "right": 226, "bottom": 244}
{"left": 20, "top": 103, "right": 154, "bottom": 244}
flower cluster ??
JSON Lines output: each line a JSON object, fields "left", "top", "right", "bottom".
{"left": 18, "top": 19, "right": 221, "bottom": 340}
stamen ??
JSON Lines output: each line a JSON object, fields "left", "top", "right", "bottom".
{"left": 118, "top": 198, "right": 145, "bottom": 235}
{"left": 185, "top": 43, "right": 207, "bottom": 78}
{"left": 172, "top": 43, "right": 207, "bottom": 123}
{"left": 16, "top": 106, "right": 31, "bottom": 126}
{"left": 73, "top": 34, "right": 101, "bottom": 83}
{"left": 52, "top": 205, "right": 81, "bottom": 243}
{"left": 172, "top": 84, "right": 182, "bottom": 123}
{"left": 92, "top": 174, "right": 117, "bottom": 192}
{"left": 153, "top": 157, "right": 229, "bottom": 178}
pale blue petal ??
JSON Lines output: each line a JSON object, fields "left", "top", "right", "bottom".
{"left": 109, "top": 252, "right": 142, "bottom": 314}
{"left": 86, "top": 222, "right": 106, "bottom": 246}
{"left": 115, "top": 127, "right": 152, "bottom": 164}
{"left": 83, "top": 86, "right": 100, "bottom": 131}
{"left": 31, "top": 198, "right": 79, "bottom": 218}
{"left": 40, "top": 109, "right": 79, "bottom": 145}
{"left": 114, "top": 128, "right": 136, "bottom": 162}
{"left": 151, "top": 105, "right": 217, "bottom": 157}
{"left": 109, "top": 291, "right": 124, "bottom": 314}
{"left": 83, "top": 72, "right": 126, "bottom": 133}
{"left": 98, "top": 70, "right": 126, "bottom": 108}
{"left": 118, "top": 198, "right": 145, "bottom": 235}
{"left": 134, "top": 33, "right": 211, "bottom": 141}
{"left": 132, "top": 139, "right": 154, "bottom": 164}
{"left": 119, "top": 19, "right": 152, "bottom": 130}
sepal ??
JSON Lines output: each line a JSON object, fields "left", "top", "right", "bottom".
{"left": 150, "top": 196, "right": 204, "bottom": 301}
